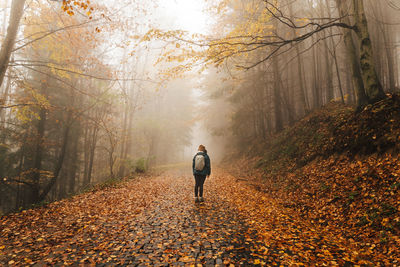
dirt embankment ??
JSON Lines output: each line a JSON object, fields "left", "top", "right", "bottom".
{"left": 229, "top": 94, "right": 400, "bottom": 264}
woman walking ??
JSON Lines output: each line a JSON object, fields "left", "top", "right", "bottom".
{"left": 192, "top": 145, "right": 211, "bottom": 203}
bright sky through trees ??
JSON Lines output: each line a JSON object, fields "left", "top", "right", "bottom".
{"left": 158, "top": 0, "right": 209, "bottom": 34}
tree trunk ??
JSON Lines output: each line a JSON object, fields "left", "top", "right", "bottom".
{"left": 0, "top": 69, "right": 11, "bottom": 124}
{"left": 324, "top": 41, "right": 334, "bottom": 102}
{"left": 352, "top": 0, "right": 386, "bottom": 103}
{"left": 1, "top": 0, "right": 8, "bottom": 38}
{"left": 382, "top": 29, "right": 396, "bottom": 91}
{"left": 0, "top": 0, "right": 26, "bottom": 89}
{"left": 288, "top": 2, "right": 309, "bottom": 114}
{"left": 373, "top": 2, "right": 396, "bottom": 91}
{"left": 332, "top": 48, "right": 345, "bottom": 104}
{"left": 68, "top": 126, "right": 80, "bottom": 195}
{"left": 15, "top": 132, "right": 27, "bottom": 209}
{"left": 346, "top": 72, "right": 355, "bottom": 104}
{"left": 123, "top": 105, "right": 134, "bottom": 171}
{"left": 31, "top": 107, "right": 46, "bottom": 203}
{"left": 311, "top": 34, "right": 321, "bottom": 108}
{"left": 335, "top": 0, "right": 368, "bottom": 109}
{"left": 38, "top": 115, "right": 71, "bottom": 202}
{"left": 325, "top": 0, "right": 344, "bottom": 103}
{"left": 272, "top": 55, "right": 283, "bottom": 132}
{"left": 259, "top": 85, "right": 267, "bottom": 138}
{"left": 271, "top": 18, "right": 283, "bottom": 132}
{"left": 83, "top": 121, "right": 89, "bottom": 185}
{"left": 86, "top": 125, "right": 98, "bottom": 186}
{"left": 319, "top": 2, "right": 334, "bottom": 103}
{"left": 117, "top": 101, "right": 129, "bottom": 177}
{"left": 280, "top": 65, "right": 295, "bottom": 125}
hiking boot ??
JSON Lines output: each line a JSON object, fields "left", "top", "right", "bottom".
{"left": 199, "top": 197, "right": 204, "bottom": 202}
{"left": 194, "top": 197, "right": 199, "bottom": 203}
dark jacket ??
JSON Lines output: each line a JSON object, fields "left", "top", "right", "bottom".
{"left": 192, "top": 151, "right": 211, "bottom": 176}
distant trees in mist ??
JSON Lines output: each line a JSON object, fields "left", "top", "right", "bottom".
{"left": 0, "top": 0, "right": 194, "bottom": 213}
{"left": 1, "top": 0, "right": 399, "bottom": 212}
{"left": 201, "top": 0, "right": 399, "bottom": 148}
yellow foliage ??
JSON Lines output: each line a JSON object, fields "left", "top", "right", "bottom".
{"left": 22, "top": 1, "right": 99, "bottom": 83}
{"left": 12, "top": 82, "right": 51, "bottom": 123}
{"left": 205, "top": 0, "right": 276, "bottom": 67}
{"left": 138, "top": 0, "right": 279, "bottom": 80}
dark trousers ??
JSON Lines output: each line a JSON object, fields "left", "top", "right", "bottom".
{"left": 194, "top": 174, "right": 206, "bottom": 197}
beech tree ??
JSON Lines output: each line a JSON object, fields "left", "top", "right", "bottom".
{"left": 149, "top": 0, "right": 388, "bottom": 110}
{"left": 207, "top": 0, "right": 386, "bottom": 108}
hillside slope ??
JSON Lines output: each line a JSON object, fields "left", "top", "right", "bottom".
{"left": 231, "top": 94, "right": 400, "bottom": 263}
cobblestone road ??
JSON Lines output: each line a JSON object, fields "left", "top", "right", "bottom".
{"left": 125, "top": 170, "right": 269, "bottom": 266}
{"left": 1, "top": 168, "right": 359, "bottom": 266}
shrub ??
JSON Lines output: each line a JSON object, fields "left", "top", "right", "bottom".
{"left": 135, "top": 158, "right": 147, "bottom": 173}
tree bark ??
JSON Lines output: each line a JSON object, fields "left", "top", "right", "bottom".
{"left": 352, "top": 0, "right": 386, "bottom": 103}
{"left": 0, "top": 0, "right": 26, "bottom": 89}
{"left": 335, "top": 0, "right": 368, "bottom": 108}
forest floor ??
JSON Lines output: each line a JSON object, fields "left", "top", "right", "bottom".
{"left": 228, "top": 95, "right": 400, "bottom": 266}
{"left": 1, "top": 167, "right": 393, "bottom": 266}
{"left": 1, "top": 96, "right": 399, "bottom": 266}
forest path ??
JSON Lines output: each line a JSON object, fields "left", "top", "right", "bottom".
{"left": 1, "top": 168, "right": 358, "bottom": 266}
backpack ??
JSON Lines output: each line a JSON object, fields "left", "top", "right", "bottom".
{"left": 194, "top": 154, "right": 205, "bottom": 171}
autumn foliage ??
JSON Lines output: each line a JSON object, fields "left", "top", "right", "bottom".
{"left": 0, "top": 174, "right": 166, "bottom": 265}
{"left": 248, "top": 94, "right": 400, "bottom": 170}
{"left": 61, "top": 0, "right": 93, "bottom": 17}
{"left": 230, "top": 94, "right": 400, "bottom": 264}
{"left": 1, "top": 92, "right": 400, "bottom": 265}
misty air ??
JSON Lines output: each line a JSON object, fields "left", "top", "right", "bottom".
{"left": 0, "top": 0, "right": 399, "bottom": 265}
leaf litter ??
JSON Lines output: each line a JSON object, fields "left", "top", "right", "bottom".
{"left": 1, "top": 167, "right": 398, "bottom": 265}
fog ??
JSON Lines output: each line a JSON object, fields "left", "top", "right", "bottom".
{"left": 1, "top": 0, "right": 399, "bottom": 212}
